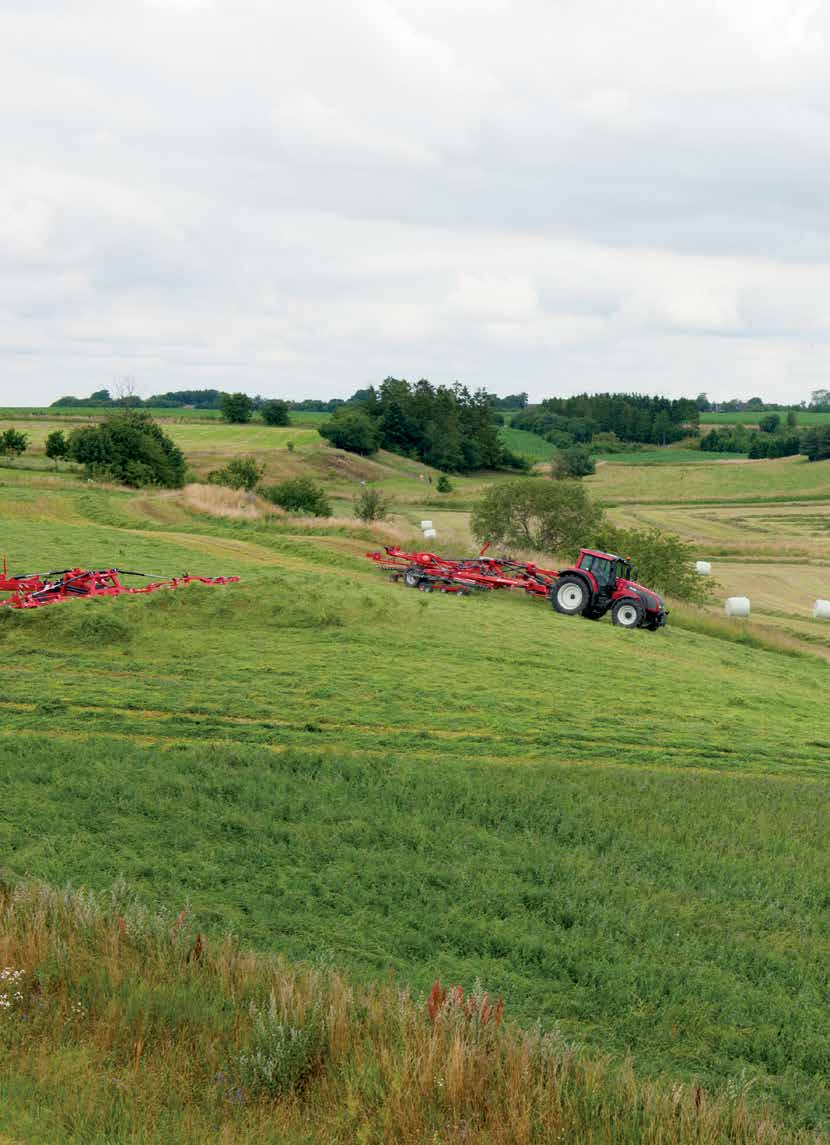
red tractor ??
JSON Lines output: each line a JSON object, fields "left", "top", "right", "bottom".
{"left": 549, "top": 548, "right": 667, "bottom": 630}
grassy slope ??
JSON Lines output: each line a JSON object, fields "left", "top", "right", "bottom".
{"left": 0, "top": 473, "right": 829, "bottom": 1133}
{"left": 701, "top": 411, "right": 830, "bottom": 426}
{"left": 589, "top": 455, "right": 830, "bottom": 504}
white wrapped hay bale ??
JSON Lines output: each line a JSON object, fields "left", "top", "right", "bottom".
{"left": 696, "top": 561, "right": 712, "bottom": 575}
{"left": 420, "top": 520, "right": 433, "bottom": 530}
{"left": 423, "top": 528, "right": 437, "bottom": 539}
{"left": 725, "top": 596, "right": 750, "bottom": 618}
{"left": 813, "top": 599, "right": 830, "bottom": 620}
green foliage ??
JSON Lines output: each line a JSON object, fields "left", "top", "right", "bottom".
{"left": 318, "top": 409, "right": 380, "bottom": 455}
{"left": 208, "top": 456, "right": 266, "bottom": 491}
{"left": 353, "top": 485, "right": 389, "bottom": 521}
{"left": 598, "top": 524, "right": 711, "bottom": 604}
{"left": 553, "top": 443, "right": 596, "bottom": 478}
{"left": 261, "top": 477, "right": 332, "bottom": 516}
{"left": 471, "top": 479, "right": 603, "bottom": 555}
{"left": 800, "top": 425, "right": 830, "bottom": 462}
{"left": 0, "top": 428, "right": 28, "bottom": 457}
{"left": 436, "top": 473, "right": 453, "bottom": 493}
{"left": 238, "top": 995, "right": 328, "bottom": 1097}
{"left": 67, "top": 411, "right": 186, "bottom": 487}
{"left": 261, "top": 399, "right": 290, "bottom": 426}
{"left": 759, "top": 413, "right": 781, "bottom": 433}
{"left": 220, "top": 392, "right": 255, "bottom": 424}
{"left": 514, "top": 393, "right": 698, "bottom": 448}
{"left": 44, "top": 429, "right": 69, "bottom": 461}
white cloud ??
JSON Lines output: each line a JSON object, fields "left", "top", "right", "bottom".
{"left": 2, "top": 0, "right": 830, "bottom": 404}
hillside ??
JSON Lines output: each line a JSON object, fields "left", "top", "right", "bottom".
{"left": 0, "top": 448, "right": 829, "bottom": 1140}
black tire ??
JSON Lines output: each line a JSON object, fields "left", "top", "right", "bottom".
{"left": 582, "top": 607, "right": 605, "bottom": 621}
{"left": 611, "top": 598, "right": 645, "bottom": 629}
{"left": 644, "top": 618, "right": 662, "bottom": 632}
{"left": 551, "top": 576, "right": 590, "bottom": 616}
{"left": 404, "top": 568, "right": 421, "bottom": 588}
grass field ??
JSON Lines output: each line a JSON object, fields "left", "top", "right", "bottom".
{"left": 0, "top": 462, "right": 829, "bottom": 1137}
{"left": 701, "top": 411, "right": 830, "bottom": 426}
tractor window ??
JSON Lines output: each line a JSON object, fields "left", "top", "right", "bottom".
{"left": 616, "top": 560, "right": 629, "bottom": 581}
{"left": 592, "top": 557, "right": 614, "bottom": 586}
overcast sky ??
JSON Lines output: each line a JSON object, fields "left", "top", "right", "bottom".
{"left": 2, "top": 0, "right": 830, "bottom": 405}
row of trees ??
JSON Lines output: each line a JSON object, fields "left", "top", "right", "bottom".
{"left": 512, "top": 394, "right": 699, "bottom": 449}
{"left": 696, "top": 390, "right": 830, "bottom": 412}
{"left": 43, "top": 412, "right": 186, "bottom": 487}
{"left": 318, "top": 378, "right": 527, "bottom": 473}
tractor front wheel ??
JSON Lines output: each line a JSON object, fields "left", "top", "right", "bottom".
{"left": 611, "top": 599, "right": 644, "bottom": 629}
{"left": 552, "top": 576, "right": 589, "bottom": 616}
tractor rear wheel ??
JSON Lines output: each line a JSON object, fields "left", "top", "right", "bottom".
{"left": 552, "top": 576, "right": 589, "bottom": 616}
{"left": 611, "top": 599, "right": 644, "bottom": 629}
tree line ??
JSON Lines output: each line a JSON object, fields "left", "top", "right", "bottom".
{"left": 319, "top": 378, "right": 528, "bottom": 473}
{"left": 512, "top": 393, "right": 699, "bottom": 449}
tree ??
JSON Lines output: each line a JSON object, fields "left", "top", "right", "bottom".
{"left": 758, "top": 413, "right": 781, "bottom": 434}
{"left": 436, "top": 474, "right": 453, "bottom": 493}
{"left": 598, "top": 524, "right": 710, "bottom": 604}
{"left": 208, "top": 457, "right": 265, "bottom": 491}
{"left": 354, "top": 486, "right": 389, "bottom": 522}
{"left": 45, "top": 430, "right": 69, "bottom": 462}
{"left": 261, "top": 399, "right": 290, "bottom": 426}
{"left": 786, "top": 410, "right": 798, "bottom": 428}
{"left": 220, "top": 392, "right": 254, "bottom": 423}
{"left": 260, "top": 477, "right": 331, "bottom": 516}
{"left": 67, "top": 411, "right": 186, "bottom": 487}
{"left": 695, "top": 393, "right": 710, "bottom": 411}
{"left": 319, "top": 410, "right": 379, "bottom": 455}
{"left": 553, "top": 444, "right": 595, "bottom": 478}
{"left": 0, "top": 429, "right": 28, "bottom": 457}
{"left": 809, "top": 389, "right": 830, "bottom": 410}
{"left": 470, "top": 480, "right": 603, "bottom": 557}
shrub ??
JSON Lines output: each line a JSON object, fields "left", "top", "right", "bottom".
{"left": 553, "top": 444, "right": 595, "bottom": 479}
{"left": 436, "top": 474, "right": 453, "bottom": 493}
{"left": 758, "top": 413, "right": 781, "bottom": 434}
{"left": 238, "top": 994, "right": 328, "bottom": 1097}
{"left": 319, "top": 410, "right": 379, "bottom": 455}
{"left": 597, "top": 524, "right": 711, "bottom": 604}
{"left": 261, "top": 477, "right": 331, "bottom": 516}
{"left": 471, "top": 479, "right": 603, "bottom": 555}
{"left": 67, "top": 411, "right": 185, "bottom": 487}
{"left": 354, "top": 486, "right": 389, "bottom": 522}
{"left": 220, "top": 392, "right": 254, "bottom": 424}
{"left": 0, "top": 429, "right": 28, "bottom": 457}
{"left": 45, "top": 430, "right": 69, "bottom": 461}
{"left": 261, "top": 400, "right": 290, "bottom": 426}
{"left": 208, "top": 457, "right": 266, "bottom": 491}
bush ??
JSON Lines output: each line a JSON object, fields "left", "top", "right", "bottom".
{"left": 553, "top": 444, "right": 595, "bottom": 479}
{"left": 220, "top": 392, "right": 254, "bottom": 424}
{"left": 0, "top": 429, "right": 28, "bottom": 457}
{"left": 436, "top": 474, "right": 453, "bottom": 493}
{"left": 597, "top": 524, "right": 711, "bottom": 604}
{"left": 471, "top": 479, "right": 603, "bottom": 556}
{"left": 67, "top": 411, "right": 186, "bottom": 487}
{"left": 758, "top": 413, "right": 781, "bottom": 434}
{"left": 354, "top": 486, "right": 389, "bottom": 522}
{"left": 319, "top": 410, "right": 379, "bottom": 455}
{"left": 261, "top": 477, "right": 331, "bottom": 516}
{"left": 261, "top": 400, "right": 290, "bottom": 426}
{"left": 237, "top": 993, "right": 328, "bottom": 1097}
{"left": 45, "top": 430, "right": 69, "bottom": 461}
{"left": 208, "top": 457, "right": 265, "bottom": 491}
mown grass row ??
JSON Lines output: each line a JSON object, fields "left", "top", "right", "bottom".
{"left": 0, "top": 879, "right": 822, "bottom": 1145}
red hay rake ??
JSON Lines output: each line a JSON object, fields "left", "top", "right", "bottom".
{"left": 365, "top": 544, "right": 559, "bottom": 596}
{"left": 0, "top": 557, "right": 240, "bottom": 610}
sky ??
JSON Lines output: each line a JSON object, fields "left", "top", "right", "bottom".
{"left": 2, "top": 0, "right": 830, "bottom": 406}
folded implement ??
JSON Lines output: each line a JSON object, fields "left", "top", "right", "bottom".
{"left": 0, "top": 558, "right": 240, "bottom": 610}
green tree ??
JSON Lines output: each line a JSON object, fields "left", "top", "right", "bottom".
{"left": 67, "top": 411, "right": 185, "bottom": 487}
{"left": 261, "top": 477, "right": 331, "bottom": 516}
{"left": 208, "top": 457, "right": 265, "bottom": 491}
{"left": 786, "top": 410, "right": 798, "bottom": 428}
{"left": 45, "top": 430, "right": 69, "bottom": 462}
{"left": 220, "top": 392, "right": 255, "bottom": 423}
{"left": 471, "top": 479, "right": 603, "bottom": 557}
{"left": 353, "top": 485, "right": 389, "bottom": 522}
{"left": 758, "top": 413, "right": 781, "bottom": 434}
{"left": 0, "top": 429, "right": 28, "bottom": 457}
{"left": 436, "top": 474, "right": 453, "bottom": 493}
{"left": 553, "top": 444, "right": 595, "bottom": 478}
{"left": 261, "top": 399, "right": 290, "bottom": 426}
{"left": 319, "top": 410, "right": 379, "bottom": 455}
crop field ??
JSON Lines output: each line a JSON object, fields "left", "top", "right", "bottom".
{"left": 2, "top": 417, "right": 830, "bottom": 1138}
{"left": 701, "top": 411, "right": 830, "bottom": 426}
{"left": 1, "top": 456, "right": 830, "bottom": 1137}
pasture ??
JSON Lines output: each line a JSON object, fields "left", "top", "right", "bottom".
{"left": 1, "top": 415, "right": 830, "bottom": 1137}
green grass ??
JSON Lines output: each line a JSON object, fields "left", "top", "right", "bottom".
{"left": 701, "top": 411, "right": 830, "bottom": 426}
{"left": 595, "top": 448, "right": 747, "bottom": 464}
{"left": 0, "top": 475, "right": 829, "bottom": 1132}
{"left": 498, "top": 425, "right": 557, "bottom": 462}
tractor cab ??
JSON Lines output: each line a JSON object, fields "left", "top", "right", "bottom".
{"left": 576, "top": 549, "right": 630, "bottom": 590}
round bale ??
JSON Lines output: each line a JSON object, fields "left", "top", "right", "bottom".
{"left": 813, "top": 599, "right": 830, "bottom": 620}
{"left": 696, "top": 561, "right": 712, "bottom": 575}
{"left": 725, "top": 596, "right": 750, "bottom": 618}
